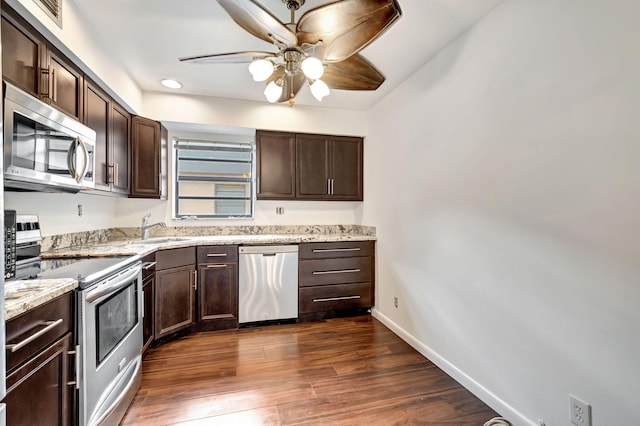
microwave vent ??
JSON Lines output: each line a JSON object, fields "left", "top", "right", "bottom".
{"left": 33, "top": 0, "right": 62, "bottom": 27}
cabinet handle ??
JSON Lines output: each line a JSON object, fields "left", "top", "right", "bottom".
{"left": 313, "top": 295, "right": 361, "bottom": 303}
{"left": 327, "top": 179, "right": 331, "bottom": 195}
{"left": 206, "top": 253, "right": 228, "bottom": 257}
{"left": 257, "top": 177, "right": 260, "bottom": 194}
{"left": 40, "top": 66, "right": 51, "bottom": 100}
{"left": 51, "top": 68, "right": 57, "bottom": 102}
{"left": 142, "top": 261, "right": 157, "bottom": 270}
{"left": 312, "top": 269, "right": 361, "bottom": 275}
{"left": 107, "top": 164, "right": 114, "bottom": 184}
{"left": 114, "top": 163, "right": 119, "bottom": 187}
{"left": 330, "top": 178, "right": 334, "bottom": 195}
{"left": 312, "top": 248, "right": 361, "bottom": 253}
{"left": 67, "top": 345, "right": 80, "bottom": 389}
{"left": 6, "top": 319, "right": 64, "bottom": 352}
{"left": 206, "top": 264, "right": 228, "bottom": 269}
{"left": 193, "top": 270, "right": 197, "bottom": 291}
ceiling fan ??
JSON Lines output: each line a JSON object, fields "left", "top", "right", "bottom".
{"left": 179, "top": 0, "right": 402, "bottom": 106}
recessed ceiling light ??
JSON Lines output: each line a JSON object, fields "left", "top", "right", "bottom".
{"left": 161, "top": 79, "right": 182, "bottom": 89}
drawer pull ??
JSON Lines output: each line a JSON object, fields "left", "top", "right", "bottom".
{"left": 312, "top": 269, "right": 361, "bottom": 275}
{"left": 206, "top": 264, "right": 228, "bottom": 268}
{"left": 207, "top": 253, "right": 228, "bottom": 257}
{"left": 312, "top": 248, "right": 361, "bottom": 253}
{"left": 6, "top": 318, "right": 64, "bottom": 352}
{"left": 142, "top": 261, "right": 157, "bottom": 270}
{"left": 313, "top": 295, "right": 361, "bottom": 303}
{"left": 67, "top": 345, "right": 80, "bottom": 389}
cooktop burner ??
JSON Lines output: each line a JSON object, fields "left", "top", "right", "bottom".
{"left": 40, "top": 255, "right": 141, "bottom": 288}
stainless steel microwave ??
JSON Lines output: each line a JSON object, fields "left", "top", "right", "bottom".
{"left": 3, "top": 82, "right": 96, "bottom": 192}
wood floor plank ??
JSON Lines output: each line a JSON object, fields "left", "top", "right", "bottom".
{"left": 121, "top": 316, "right": 499, "bottom": 425}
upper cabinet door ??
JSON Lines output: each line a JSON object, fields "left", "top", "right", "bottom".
{"left": 329, "top": 136, "right": 363, "bottom": 201}
{"left": 45, "top": 49, "right": 83, "bottom": 119}
{"left": 256, "top": 130, "right": 296, "bottom": 200}
{"left": 84, "top": 81, "right": 111, "bottom": 191}
{"left": 296, "top": 134, "right": 331, "bottom": 199}
{"left": 1, "top": 14, "right": 43, "bottom": 97}
{"left": 110, "top": 103, "right": 131, "bottom": 194}
{"left": 130, "top": 116, "right": 163, "bottom": 198}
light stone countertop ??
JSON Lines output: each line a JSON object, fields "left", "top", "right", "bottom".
{"left": 7, "top": 231, "right": 376, "bottom": 320}
{"left": 5, "top": 278, "right": 77, "bottom": 321}
{"left": 43, "top": 233, "right": 376, "bottom": 258}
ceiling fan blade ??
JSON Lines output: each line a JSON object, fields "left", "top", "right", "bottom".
{"left": 322, "top": 54, "right": 385, "bottom": 90}
{"left": 297, "top": 0, "right": 401, "bottom": 62}
{"left": 217, "top": 0, "right": 298, "bottom": 47}
{"left": 179, "top": 51, "right": 277, "bottom": 64}
{"left": 268, "top": 67, "right": 305, "bottom": 103}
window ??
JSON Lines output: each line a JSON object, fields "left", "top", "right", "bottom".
{"left": 174, "top": 138, "right": 254, "bottom": 218}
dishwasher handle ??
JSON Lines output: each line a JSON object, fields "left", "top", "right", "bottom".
{"left": 239, "top": 245, "right": 299, "bottom": 255}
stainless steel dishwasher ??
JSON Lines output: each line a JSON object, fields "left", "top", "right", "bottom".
{"left": 238, "top": 245, "right": 299, "bottom": 324}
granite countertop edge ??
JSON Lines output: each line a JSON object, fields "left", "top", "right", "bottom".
{"left": 5, "top": 279, "right": 77, "bottom": 321}
{"left": 43, "top": 233, "right": 377, "bottom": 258}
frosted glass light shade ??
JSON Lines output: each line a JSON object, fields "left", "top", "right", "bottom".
{"left": 249, "top": 59, "right": 274, "bottom": 82}
{"left": 301, "top": 57, "right": 324, "bottom": 80}
{"left": 264, "top": 81, "right": 283, "bottom": 103}
{"left": 310, "top": 79, "right": 330, "bottom": 102}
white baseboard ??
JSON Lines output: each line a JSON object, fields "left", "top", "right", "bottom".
{"left": 371, "top": 308, "right": 536, "bottom": 426}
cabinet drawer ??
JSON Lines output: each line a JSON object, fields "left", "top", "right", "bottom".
{"left": 299, "top": 256, "right": 372, "bottom": 287}
{"left": 299, "top": 241, "right": 374, "bottom": 260}
{"left": 299, "top": 282, "right": 372, "bottom": 313}
{"left": 197, "top": 245, "right": 238, "bottom": 264}
{"left": 156, "top": 246, "right": 195, "bottom": 270}
{"left": 6, "top": 292, "right": 73, "bottom": 372}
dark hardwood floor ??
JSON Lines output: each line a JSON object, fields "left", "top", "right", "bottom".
{"left": 121, "top": 316, "right": 498, "bottom": 425}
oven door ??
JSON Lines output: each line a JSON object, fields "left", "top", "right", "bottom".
{"left": 79, "top": 263, "right": 143, "bottom": 426}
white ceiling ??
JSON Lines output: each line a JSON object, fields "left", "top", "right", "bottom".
{"left": 72, "top": 0, "right": 502, "bottom": 110}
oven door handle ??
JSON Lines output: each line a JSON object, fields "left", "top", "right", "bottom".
{"left": 85, "top": 265, "right": 141, "bottom": 303}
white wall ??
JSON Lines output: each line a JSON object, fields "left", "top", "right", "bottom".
{"left": 6, "top": 0, "right": 143, "bottom": 111}
{"left": 363, "top": 0, "right": 640, "bottom": 425}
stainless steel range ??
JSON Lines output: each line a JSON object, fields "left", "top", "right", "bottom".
{"left": 41, "top": 255, "right": 143, "bottom": 425}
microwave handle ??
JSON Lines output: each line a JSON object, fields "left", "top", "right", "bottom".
{"left": 76, "top": 137, "right": 90, "bottom": 183}
{"left": 67, "top": 138, "right": 78, "bottom": 181}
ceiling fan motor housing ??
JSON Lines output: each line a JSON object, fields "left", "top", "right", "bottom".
{"left": 282, "top": 0, "right": 305, "bottom": 10}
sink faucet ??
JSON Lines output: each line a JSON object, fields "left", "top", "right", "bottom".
{"left": 141, "top": 214, "right": 166, "bottom": 240}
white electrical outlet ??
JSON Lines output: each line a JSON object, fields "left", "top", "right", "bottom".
{"left": 394, "top": 296, "right": 398, "bottom": 308}
{"left": 570, "top": 395, "right": 591, "bottom": 426}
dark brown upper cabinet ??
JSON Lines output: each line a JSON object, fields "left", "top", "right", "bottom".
{"left": 256, "top": 130, "right": 363, "bottom": 201}
{"left": 111, "top": 104, "right": 132, "bottom": 194}
{"left": 44, "top": 47, "right": 83, "bottom": 119}
{"left": 256, "top": 130, "right": 296, "bottom": 200}
{"left": 1, "top": 7, "right": 83, "bottom": 119}
{"left": 130, "top": 116, "right": 167, "bottom": 199}
{"left": 1, "top": 13, "right": 41, "bottom": 97}
{"left": 84, "top": 80, "right": 111, "bottom": 192}
{"left": 84, "top": 81, "right": 131, "bottom": 195}
{"left": 296, "top": 133, "right": 363, "bottom": 201}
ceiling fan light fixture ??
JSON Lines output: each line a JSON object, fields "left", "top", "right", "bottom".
{"left": 264, "top": 80, "right": 284, "bottom": 103}
{"left": 249, "top": 59, "right": 275, "bottom": 82}
{"left": 309, "top": 79, "right": 330, "bottom": 102}
{"left": 301, "top": 57, "right": 324, "bottom": 80}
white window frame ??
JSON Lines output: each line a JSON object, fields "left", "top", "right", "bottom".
{"left": 173, "top": 137, "right": 255, "bottom": 219}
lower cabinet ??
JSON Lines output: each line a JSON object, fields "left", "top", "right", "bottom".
{"left": 155, "top": 247, "right": 196, "bottom": 339}
{"left": 142, "top": 252, "right": 156, "bottom": 354}
{"left": 196, "top": 245, "right": 238, "bottom": 331}
{"left": 298, "top": 240, "right": 375, "bottom": 321}
{"left": 5, "top": 292, "right": 75, "bottom": 426}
